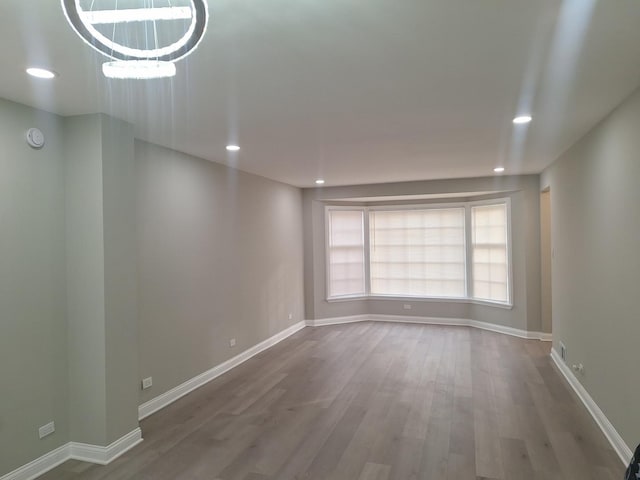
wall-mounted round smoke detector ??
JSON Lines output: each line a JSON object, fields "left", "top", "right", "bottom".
{"left": 26, "top": 128, "right": 45, "bottom": 149}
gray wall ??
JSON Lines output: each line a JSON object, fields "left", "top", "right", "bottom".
{"left": 65, "top": 115, "right": 108, "bottom": 446}
{"left": 136, "top": 141, "right": 305, "bottom": 405}
{"left": 0, "top": 98, "right": 305, "bottom": 476}
{"left": 541, "top": 87, "right": 640, "bottom": 450}
{"left": 3, "top": 81, "right": 638, "bottom": 472}
{"left": 303, "top": 175, "right": 542, "bottom": 333}
{"left": 0, "top": 102, "right": 141, "bottom": 475}
{"left": 102, "top": 117, "right": 139, "bottom": 444}
{"left": 0, "top": 99, "right": 69, "bottom": 474}
{"left": 540, "top": 190, "right": 552, "bottom": 334}
{"left": 65, "top": 114, "right": 140, "bottom": 446}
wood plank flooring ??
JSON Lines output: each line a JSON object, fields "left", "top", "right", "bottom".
{"left": 42, "top": 322, "right": 624, "bottom": 480}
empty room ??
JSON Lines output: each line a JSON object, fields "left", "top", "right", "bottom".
{"left": 1, "top": 1, "right": 639, "bottom": 479}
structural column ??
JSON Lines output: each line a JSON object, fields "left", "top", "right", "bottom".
{"left": 64, "top": 113, "right": 139, "bottom": 446}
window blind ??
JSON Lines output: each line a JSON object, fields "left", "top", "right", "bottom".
{"left": 327, "top": 209, "right": 366, "bottom": 297}
{"left": 471, "top": 203, "right": 509, "bottom": 303}
{"left": 369, "top": 208, "right": 466, "bottom": 297}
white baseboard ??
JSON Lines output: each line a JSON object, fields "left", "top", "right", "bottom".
{"left": 69, "top": 428, "right": 143, "bottom": 465}
{"left": 0, "top": 444, "right": 69, "bottom": 480}
{"left": 538, "top": 331, "right": 553, "bottom": 342}
{"left": 468, "top": 318, "right": 551, "bottom": 341}
{"left": 138, "top": 320, "right": 306, "bottom": 421}
{"left": 0, "top": 428, "right": 143, "bottom": 480}
{"left": 308, "top": 316, "right": 630, "bottom": 464}
{"left": 3, "top": 320, "right": 308, "bottom": 480}
{"left": 306, "top": 314, "right": 370, "bottom": 327}
{"left": 550, "top": 349, "right": 631, "bottom": 465}
{"left": 306, "top": 314, "right": 552, "bottom": 341}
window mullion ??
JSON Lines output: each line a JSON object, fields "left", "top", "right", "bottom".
{"left": 363, "top": 207, "right": 371, "bottom": 296}
{"left": 464, "top": 204, "right": 473, "bottom": 299}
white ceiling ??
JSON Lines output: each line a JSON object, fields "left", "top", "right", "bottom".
{"left": 1, "top": 0, "right": 640, "bottom": 187}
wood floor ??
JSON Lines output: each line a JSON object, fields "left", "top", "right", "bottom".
{"left": 43, "top": 322, "right": 624, "bottom": 480}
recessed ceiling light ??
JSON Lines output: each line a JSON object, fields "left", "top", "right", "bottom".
{"left": 226, "top": 145, "right": 240, "bottom": 152}
{"left": 513, "top": 115, "right": 532, "bottom": 124}
{"left": 315, "top": 179, "right": 325, "bottom": 185}
{"left": 26, "top": 67, "right": 57, "bottom": 79}
{"left": 494, "top": 167, "right": 505, "bottom": 173}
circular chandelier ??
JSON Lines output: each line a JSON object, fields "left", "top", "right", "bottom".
{"left": 61, "top": 0, "right": 209, "bottom": 79}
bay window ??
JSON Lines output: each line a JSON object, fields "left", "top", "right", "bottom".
{"left": 326, "top": 200, "right": 511, "bottom": 306}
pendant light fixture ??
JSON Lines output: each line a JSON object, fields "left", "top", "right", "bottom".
{"left": 61, "top": 0, "right": 209, "bottom": 79}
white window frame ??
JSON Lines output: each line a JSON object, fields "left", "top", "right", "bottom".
{"left": 468, "top": 197, "right": 513, "bottom": 307}
{"left": 325, "top": 199, "right": 513, "bottom": 308}
{"left": 324, "top": 206, "right": 367, "bottom": 300}
{"left": 368, "top": 203, "right": 468, "bottom": 301}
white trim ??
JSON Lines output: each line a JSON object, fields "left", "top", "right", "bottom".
{"left": 469, "top": 298, "right": 514, "bottom": 310}
{"left": 326, "top": 295, "right": 514, "bottom": 310}
{"left": 363, "top": 207, "right": 372, "bottom": 296}
{"left": 0, "top": 444, "right": 69, "bottom": 480}
{"left": 464, "top": 203, "right": 472, "bottom": 298}
{"left": 469, "top": 198, "right": 513, "bottom": 306}
{"left": 69, "top": 428, "right": 143, "bottom": 465}
{"left": 3, "top": 319, "right": 307, "bottom": 479}
{"left": 325, "top": 206, "right": 367, "bottom": 300}
{"left": 325, "top": 294, "right": 368, "bottom": 303}
{"left": 367, "top": 314, "right": 468, "bottom": 328}
{"left": 138, "top": 321, "right": 306, "bottom": 420}
{"left": 306, "top": 314, "right": 370, "bottom": 327}
{"left": 0, "top": 428, "right": 142, "bottom": 480}
{"left": 468, "top": 319, "right": 549, "bottom": 341}
{"left": 325, "top": 199, "right": 515, "bottom": 308}
{"left": 306, "top": 314, "right": 552, "bottom": 341}
{"left": 539, "top": 332, "right": 553, "bottom": 342}
{"left": 550, "top": 349, "right": 632, "bottom": 465}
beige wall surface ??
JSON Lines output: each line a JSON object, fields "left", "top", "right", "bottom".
{"left": 0, "top": 102, "right": 304, "bottom": 476}
{"left": 0, "top": 99, "right": 69, "bottom": 474}
{"left": 64, "top": 114, "right": 108, "bottom": 446}
{"left": 135, "top": 141, "right": 305, "bottom": 405}
{"left": 540, "top": 190, "right": 552, "bottom": 334}
{"left": 65, "top": 114, "right": 141, "bottom": 446}
{"left": 101, "top": 117, "right": 140, "bottom": 444}
{"left": 541, "top": 87, "right": 640, "bottom": 451}
{"left": 303, "top": 175, "right": 542, "bottom": 333}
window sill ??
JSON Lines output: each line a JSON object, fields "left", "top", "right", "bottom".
{"left": 326, "top": 295, "right": 513, "bottom": 310}
{"left": 325, "top": 294, "right": 368, "bottom": 303}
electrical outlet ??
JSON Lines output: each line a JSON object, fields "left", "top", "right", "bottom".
{"left": 142, "top": 377, "right": 153, "bottom": 390}
{"left": 288, "top": 313, "right": 293, "bottom": 320}
{"left": 39, "top": 421, "right": 55, "bottom": 439}
{"left": 403, "top": 304, "right": 412, "bottom": 310}
{"left": 229, "top": 338, "right": 236, "bottom": 347}
{"left": 560, "top": 342, "right": 567, "bottom": 361}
